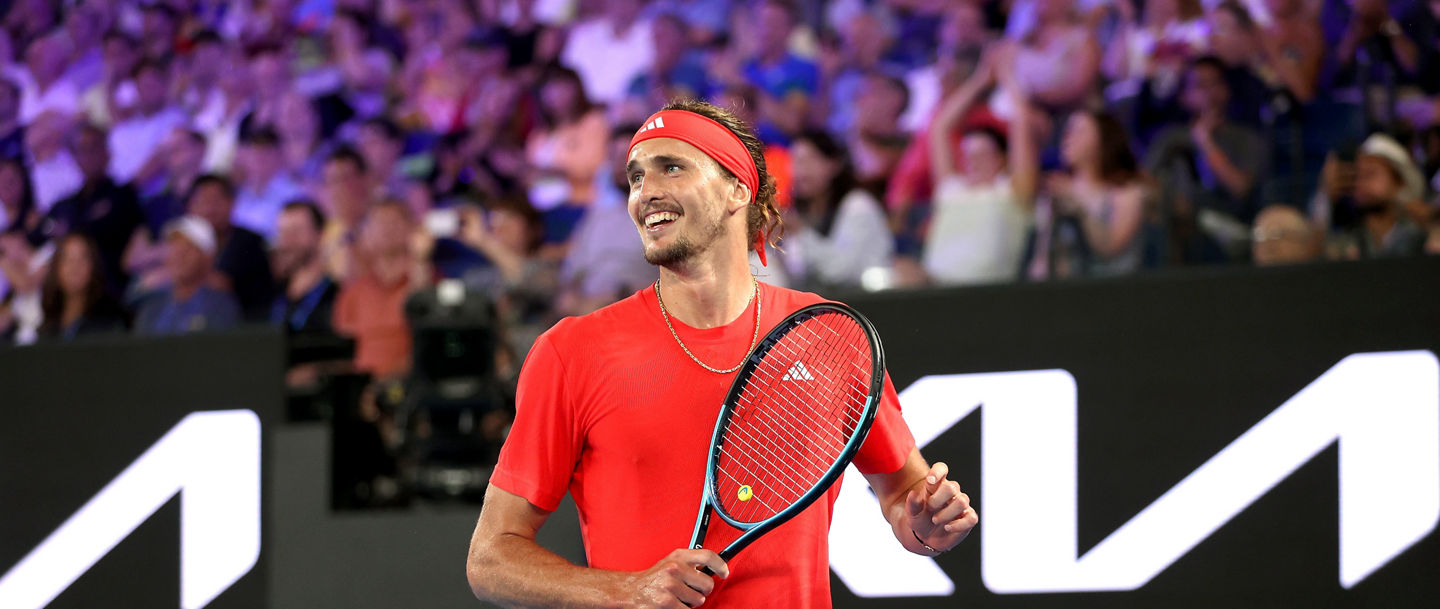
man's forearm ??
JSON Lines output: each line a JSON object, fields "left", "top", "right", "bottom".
{"left": 467, "top": 532, "right": 628, "bottom": 609}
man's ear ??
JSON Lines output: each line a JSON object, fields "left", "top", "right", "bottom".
{"left": 726, "top": 178, "right": 751, "bottom": 214}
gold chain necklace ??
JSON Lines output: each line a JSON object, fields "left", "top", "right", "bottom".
{"left": 655, "top": 276, "right": 761, "bottom": 374}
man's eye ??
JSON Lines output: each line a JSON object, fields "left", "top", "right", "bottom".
{"left": 666, "top": 164, "right": 682, "bottom": 173}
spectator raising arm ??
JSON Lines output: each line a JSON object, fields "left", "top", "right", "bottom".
{"left": 998, "top": 69, "right": 1038, "bottom": 211}
{"left": 929, "top": 59, "right": 994, "bottom": 182}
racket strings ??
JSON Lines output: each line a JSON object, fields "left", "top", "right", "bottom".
{"left": 714, "top": 312, "right": 875, "bottom": 523}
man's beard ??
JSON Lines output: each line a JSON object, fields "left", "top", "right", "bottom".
{"left": 643, "top": 213, "right": 726, "bottom": 267}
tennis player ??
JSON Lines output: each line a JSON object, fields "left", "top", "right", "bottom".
{"left": 466, "top": 100, "right": 977, "bottom": 608}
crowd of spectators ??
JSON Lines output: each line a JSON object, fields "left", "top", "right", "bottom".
{"left": 2, "top": 0, "right": 1439, "bottom": 365}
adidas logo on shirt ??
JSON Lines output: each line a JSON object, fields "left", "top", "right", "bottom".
{"left": 782, "top": 361, "right": 815, "bottom": 381}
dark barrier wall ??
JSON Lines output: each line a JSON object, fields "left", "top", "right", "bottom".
{"left": 2, "top": 258, "right": 1437, "bottom": 608}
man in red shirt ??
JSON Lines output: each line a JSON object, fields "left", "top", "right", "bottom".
{"left": 466, "top": 100, "right": 977, "bottom": 608}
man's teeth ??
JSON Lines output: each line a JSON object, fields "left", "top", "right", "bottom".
{"left": 645, "top": 212, "right": 680, "bottom": 227}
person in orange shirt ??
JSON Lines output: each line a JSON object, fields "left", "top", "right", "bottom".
{"left": 333, "top": 200, "right": 429, "bottom": 380}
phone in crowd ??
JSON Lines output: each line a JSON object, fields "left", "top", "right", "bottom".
{"left": 425, "top": 208, "right": 460, "bottom": 238}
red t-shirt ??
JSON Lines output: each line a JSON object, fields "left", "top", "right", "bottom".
{"left": 490, "top": 281, "right": 915, "bottom": 608}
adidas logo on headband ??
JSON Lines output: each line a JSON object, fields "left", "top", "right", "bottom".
{"left": 636, "top": 116, "right": 667, "bottom": 134}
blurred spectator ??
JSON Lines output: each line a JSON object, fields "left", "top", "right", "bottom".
{"left": 271, "top": 199, "right": 337, "bottom": 333}
{"left": 275, "top": 90, "right": 330, "bottom": 186}
{"left": 526, "top": 66, "right": 608, "bottom": 209}
{"left": 26, "top": 110, "right": 82, "bottom": 212}
{"left": 38, "top": 233, "right": 126, "bottom": 341}
{"left": 356, "top": 117, "right": 406, "bottom": 199}
{"left": 1400, "top": 0, "right": 1440, "bottom": 98}
{"left": 1202, "top": 1, "right": 1273, "bottom": 131}
{"left": 406, "top": 27, "right": 500, "bottom": 136}
{"left": 1146, "top": 57, "right": 1268, "bottom": 261}
{"left": 334, "top": 201, "right": 427, "bottom": 380}
{"left": 79, "top": 29, "right": 140, "bottom": 128}
{"left": 124, "top": 130, "right": 210, "bottom": 282}
{"left": 556, "top": 124, "right": 656, "bottom": 317}
{"left": 0, "top": 226, "right": 48, "bottom": 345}
{"left": 623, "top": 14, "right": 713, "bottom": 121}
{"left": 782, "top": 129, "right": 893, "bottom": 289}
{"left": 0, "top": 77, "right": 25, "bottom": 159}
{"left": 646, "top": 0, "right": 733, "bottom": 46}
{"left": 920, "top": 60, "right": 1038, "bottom": 287}
{"left": 888, "top": 46, "right": 998, "bottom": 241}
{"left": 14, "top": 31, "right": 81, "bottom": 123}
{"left": 186, "top": 174, "right": 275, "bottom": 321}
{"left": 201, "top": 47, "right": 257, "bottom": 172}
{"left": 1251, "top": 205, "right": 1322, "bottom": 265}
{"left": 900, "top": 2, "right": 993, "bottom": 133}
{"left": 57, "top": 1, "right": 108, "bottom": 90}
{"left": 1327, "top": 133, "right": 1427, "bottom": 259}
{"left": 133, "top": 215, "right": 240, "bottom": 335}
{"left": 849, "top": 72, "right": 911, "bottom": 190}
{"left": 232, "top": 128, "right": 306, "bottom": 241}
{"left": 1333, "top": 0, "right": 1420, "bottom": 128}
{"left": 457, "top": 195, "right": 556, "bottom": 358}
{"left": 560, "top": 0, "right": 654, "bottom": 106}
{"left": 1257, "top": 0, "right": 1325, "bottom": 104}
{"left": 1029, "top": 110, "right": 1148, "bottom": 278}
{"left": 107, "top": 59, "right": 187, "bottom": 185}
{"left": 176, "top": 30, "right": 228, "bottom": 131}
{"left": 0, "top": 157, "right": 38, "bottom": 236}
{"left": 1102, "top": 0, "right": 1207, "bottom": 105}
{"left": 992, "top": 0, "right": 1100, "bottom": 116}
{"left": 738, "top": 0, "right": 819, "bottom": 144}
{"left": 239, "top": 46, "right": 295, "bottom": 138}
{"left": 4, "top": 0, "right": 61, "bottom": 52}
{"left": 824, "top": 10, "right": 904, "bottom": 136}
{"left": 138, "top": 4, "right": 180, "bottom": 62}
{"left": 319, "top": 146, "right": 374, "bottom": 280}
{"left": 38, "top": 123, "right": 143, "bottom": 295}
{"left": 327, "top": 9, "right": 398, "bottom": 126}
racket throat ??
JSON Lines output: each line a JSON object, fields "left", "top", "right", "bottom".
{"left": 689, "top": 504, "right": 714, "bottom": 550}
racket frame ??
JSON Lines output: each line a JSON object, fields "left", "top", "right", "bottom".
{"left": 687, "top": 302, "right": 885, "bottom": 561}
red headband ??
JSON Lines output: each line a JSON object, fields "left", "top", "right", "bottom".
{"left": 629, "top": 109, "right": 768, "bottom": 265}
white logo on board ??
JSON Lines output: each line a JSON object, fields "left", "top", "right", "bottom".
{"left": 0, "top": 410, "right": 262, "bottom": 609}
{"left": 828, "top": 351, "right": 1440, "bottom": 597}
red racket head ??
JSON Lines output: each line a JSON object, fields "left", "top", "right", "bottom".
{"left": 709, "top": 303, "right": 883, "bottom": 526}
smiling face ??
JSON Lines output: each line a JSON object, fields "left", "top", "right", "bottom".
{"left": 626, "top": 138, "right": 748, "bottom": 268}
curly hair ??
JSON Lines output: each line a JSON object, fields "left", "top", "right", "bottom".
{"left": 658, "top": 98, "right": 785, "bottom": 253}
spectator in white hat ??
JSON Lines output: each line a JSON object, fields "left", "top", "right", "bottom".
{"left": 132, "top": 215, "right": 240, "bottom": 335}
{"left": 1330, "top": 133, "right": 1428, "bottom": 259}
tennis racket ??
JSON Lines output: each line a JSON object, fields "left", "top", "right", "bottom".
{"left": 688, "top": 302, "right": 885, "bottom": 561}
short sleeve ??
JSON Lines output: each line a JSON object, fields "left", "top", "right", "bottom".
{"left": 853, "top": 372, "right": 916, "bottom": 475}
{"left": 490, "top": 331, "right": 583, "bottom": 512}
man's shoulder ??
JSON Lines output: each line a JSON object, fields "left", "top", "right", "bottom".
{"left": 762, "top": 281, "right": 829, "bottom": 314}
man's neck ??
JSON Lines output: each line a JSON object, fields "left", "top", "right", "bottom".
{"left": 287, "top": 260, "right": 326, "bottom": 299}
{"left": 172, "top": 279, "right": 202, "bottom": 302}
{"left": 61, "top": 297, "right": 87, "bottom": 325}
{"left": 248, "top": 167, "right": 278, "bottom": 190}
{"left": 656, "top": 245, "right": 755, "bottom": 329}
{"left": 759, "top": 47, "right": 787, "bottom": 65}
{"left": 1364, "top": 207, "right": 1398, "bottom": 245}
{"left": 370, "top": 252, "right": 411, "bottom": 286}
